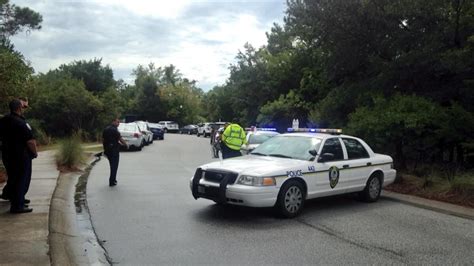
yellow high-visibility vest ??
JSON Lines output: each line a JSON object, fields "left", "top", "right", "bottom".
{"left": 222, "top": 124, "right": 247, "bottom": 150}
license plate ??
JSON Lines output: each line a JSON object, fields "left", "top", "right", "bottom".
{"left": 198, "top": 186, "right": 205, "bottom": 193}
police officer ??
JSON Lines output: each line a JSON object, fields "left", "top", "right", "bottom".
{"left": 220, "top": 122, "right": 246, "bottom": 159}
{"left": 1, "top": 97, "right": 34, "bottom": 204}
{"left": 0, "top": 99, "right": 37, "bottom": 213}
{"left": 102, "top": 118, "right": 127, "bottom": 186}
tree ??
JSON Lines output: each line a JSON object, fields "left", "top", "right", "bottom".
{"left": 347, "top": 94, "right": 442, "bottom": 170}
{"left": 0, "top": 0, "right": 41, "bottom": 112}
{"left": 28, "top": 71, "right": 103, "bottom": 137}
{"left": 58, "top": 58, "right": 115, "bottom": 94}
{"left": 0, "top": 0, "right": 42, "bottom": 40}
{"left": 0, "top": 42, "right": 33, "bottom": 113}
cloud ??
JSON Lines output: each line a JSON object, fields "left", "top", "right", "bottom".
{"left": 10, "top": 0, "right": 286, "bottom": 91}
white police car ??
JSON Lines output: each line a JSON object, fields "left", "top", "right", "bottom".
{"left": 190, "top": 128, "right": 396, "bottom": 218}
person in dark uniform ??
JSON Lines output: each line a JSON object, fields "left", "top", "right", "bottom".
{"left": 0, "top": 99, "right": 37, "bottom": 213}
{"left": 102, "top": 118, "right": 127, "bottom": 187}
{"left": 19, "top": 97, "right": 34, "bottom": 201}
{"left": 1, "top": 97, "right": 35, "bottom": 205}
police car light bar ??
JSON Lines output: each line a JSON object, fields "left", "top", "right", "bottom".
{"left": 245, "top": 127, "right": 277, "bottom": 132}
{"left": 287, "top": 128, "right": 342, "bottom": 134}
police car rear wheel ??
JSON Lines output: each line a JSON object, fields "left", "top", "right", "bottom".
{"left": 276, "top": 180, "right": 305, "bottom": 218}
{"left": 359, "top": 174, "right": 381, "bottom": 202}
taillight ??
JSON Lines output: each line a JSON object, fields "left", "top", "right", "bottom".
{"left": 134, "top": 133, "right": 141, "bottom": 138}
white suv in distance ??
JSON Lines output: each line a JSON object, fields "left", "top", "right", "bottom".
{"left": 158, "top": 121, "right": 179, "bottom": 133}
{"left": 197, "top": 122, "right": 226, "bottom": 137}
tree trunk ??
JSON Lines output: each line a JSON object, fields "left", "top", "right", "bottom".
{"left": 395, "top": 140, "right": 406, "bottom": 171}
{"left": 456, "top": 144, "right": 464, "bottom": 166}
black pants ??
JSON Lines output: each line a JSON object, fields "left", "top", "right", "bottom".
{"left": 221, "top": 143, "right": 242, "bottom": 159}
{"left": 2, "top": 157, "right": 32, "bottom": 200}
{"left": 106, "top": 152, "right": 119, "bottom": 185}
{"left": 2, "top": 158, "right": 27, "bottom": 210}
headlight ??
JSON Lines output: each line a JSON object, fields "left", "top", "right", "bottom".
{"left": 236, "top": 175, "right": 276, "bottom": 186}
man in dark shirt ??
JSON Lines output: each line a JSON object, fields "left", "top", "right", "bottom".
{"left": 1, "top": 97, "right": 35, "bottom": 205}
{"left": 0, "top": 99, "right": 37, "bottom": 213}
{"left": 102, "top": 118, "right": 127, "bottom": 187}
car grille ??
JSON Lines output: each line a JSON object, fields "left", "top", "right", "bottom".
{"left": 203, "top": 170, "right": 238, "bottom": 184}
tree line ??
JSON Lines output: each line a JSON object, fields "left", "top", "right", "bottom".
{"left": 203, "top": 0, "right": 474, "bottom": 170}
{"left": 1, "top": 0, "right": 473, "bottom": 170}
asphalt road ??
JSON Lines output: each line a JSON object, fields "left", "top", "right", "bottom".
{"left": 87, "top": 134, "right": 474, "bottom": 265}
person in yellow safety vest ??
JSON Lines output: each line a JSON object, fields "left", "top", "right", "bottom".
{"left": 220, "top": 122, "right": 247, "bottom": 159}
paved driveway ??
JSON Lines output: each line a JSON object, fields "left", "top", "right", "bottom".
{"left": 87, "top": 134, "right": 474, "bottom": 265}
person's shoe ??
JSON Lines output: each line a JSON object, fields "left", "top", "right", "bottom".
{"left": 10, "top": 207, "right": 33, "bottom": 214}
{"left": 109, "top": 183, "right": 117, "bottom": 187}
{"left": 24, "top": 199, "right": 31, "bottom": 204}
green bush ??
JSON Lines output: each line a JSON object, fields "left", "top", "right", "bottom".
{"left": 55, "top": 134, "right": 84, "bottom": 170}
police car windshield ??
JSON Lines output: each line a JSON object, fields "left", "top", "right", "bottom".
{"left": 248, "top": 133, "right": 276, "bottom": 144}
{"left": 251, "top": 135, "right": 322, "bottom": 161}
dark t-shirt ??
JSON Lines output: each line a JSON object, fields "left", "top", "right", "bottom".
{"left": 102, "top": 125, "right": 120, "bottom": 155}
{"left": 0, "top": 113, "right": 33, "bottom": 161}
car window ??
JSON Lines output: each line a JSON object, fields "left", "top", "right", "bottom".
{"left": 121, "top": 124, "right": 137, "bottom": 131}
{"left": 252, "top": 135, "right": 322, "bottom": 161}
{"left": 342, "top": 138, "right": 369, "bottom": 159}
{"left": 320, "top": 138, "right": 344, "bottom": 161}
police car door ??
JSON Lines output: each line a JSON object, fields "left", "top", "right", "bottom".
{"left": 311, "top": 137, "right": 349, "bottom": 197}
{"left": 341, "top": 138, "right": 373, "bottom": 192}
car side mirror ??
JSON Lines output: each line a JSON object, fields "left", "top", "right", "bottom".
{"left": 308, "top": 149, "right": 318, "bottom": 156}
{"left": 318, "top": 153, "right": 334, "bottom": 163}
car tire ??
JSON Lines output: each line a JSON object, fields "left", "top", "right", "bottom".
{"left": 359, "top": 174, "right": 382, "bottom": 202}
{"left": 275, "top": 180, "right": 305, "bottom": 218}
{"left": 197, "top": 133, "right": 200, "bottom": 137}
{"left": 137, "top": 145, "right": 142, "bottom": 151}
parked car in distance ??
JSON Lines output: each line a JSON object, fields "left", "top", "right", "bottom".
{"left": 180, "top": 124, "right": 198, "bottom": 135}
{"left": 197, "top": 122, "right": 226, "bottom": 137}
{"left": 118, "top": 122, "right": 145, "bottom": 151}
{"left": 148, "top": 123, "right": 165, "bottom": 140}
{"left": 158, "top": 121, "right": 179, "bottom": 133}
{"left": 135, "top": 121, "right": 153, "bottom": 145}
{"left": 241, "top": 128, "right": 280, "bottom": 155}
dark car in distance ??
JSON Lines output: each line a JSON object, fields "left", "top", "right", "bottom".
{"left": 179, "top": 124, "right": 198, "bottom": 135}
{"left": 148, "top": 123, "right": 165, "bottom": 140}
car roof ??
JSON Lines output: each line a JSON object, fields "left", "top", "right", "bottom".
{"left": 280, "top": 132, "right": 354, "bottom": 140}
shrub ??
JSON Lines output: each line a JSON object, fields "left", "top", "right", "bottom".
{"left": 55, "top": 133, "right": 84, "bottom": 170}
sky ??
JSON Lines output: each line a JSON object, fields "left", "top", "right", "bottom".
{"left": 10, "top": 0, "right": 287, "bottom": 91}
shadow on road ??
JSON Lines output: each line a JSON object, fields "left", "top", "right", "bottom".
{"left": 191, "top": 193, "right": 392, "bottom": 227}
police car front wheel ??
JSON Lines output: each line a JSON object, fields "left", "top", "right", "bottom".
{"left": 276, "top": 180, "right": 305, "bottom": 218}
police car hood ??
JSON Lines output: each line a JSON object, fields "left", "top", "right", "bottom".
{"left": 201, "top": 155, "right": 306, "bottom": 176}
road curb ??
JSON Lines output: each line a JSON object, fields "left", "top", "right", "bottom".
{"left": 49, "top": 156, "right": 108, "bottom": 265}
{"left": 381, "top": 190, "right": 474, "bottom": 220}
